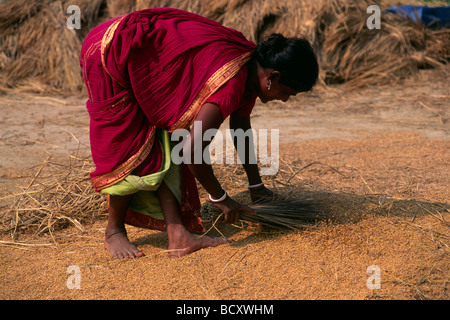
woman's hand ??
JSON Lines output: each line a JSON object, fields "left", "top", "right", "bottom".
{"left": 249, "top": 186, "right": 277, "bottom": 204}
{"left": 212, "top": 196, "right": 255, "bottom": 224}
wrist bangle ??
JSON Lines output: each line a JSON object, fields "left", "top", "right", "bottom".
{"left": 209, "top": 189, "right": 228, "bottom": 203}
{"left": 248, "top": 182, "right": 264, "bottom": 189}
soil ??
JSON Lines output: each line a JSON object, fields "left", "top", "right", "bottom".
{"left": 0, "top": 68, "right": 449, "bottom": 300}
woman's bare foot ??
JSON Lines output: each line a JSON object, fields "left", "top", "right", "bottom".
{"left": 167, "top": 224, "right": 229, "bottom": 258}
{"left": 103, "top": 194, "right": 144, "bottom": 258}
{"left": 156, "top": 181, "right": 229, "bottom": 258}
{"left": 104, "top": 228, "right": 144, "bottom": 259}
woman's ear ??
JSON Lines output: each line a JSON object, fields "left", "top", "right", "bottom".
{"left": 269, "top": 70, "right": 281, "bottom": 82}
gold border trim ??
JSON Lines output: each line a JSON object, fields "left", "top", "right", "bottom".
{"left": 100, "top": 17, "right": 126, "bottom": 88}
{"left": 168, "top": 51, "right": 253, "bottom": 132}
{"left": 92, "top": 127, "right": 157, "bottom": 190}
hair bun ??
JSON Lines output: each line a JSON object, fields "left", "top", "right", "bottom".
{"left": 255, "top": 33, "right": 287, "bottom": 65}
{"left": 265, "top": 33, "right": 287, "bottom": 52}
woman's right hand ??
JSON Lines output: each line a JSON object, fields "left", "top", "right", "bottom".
{"left": 212, "top": 196, "right": 255, "bottom": 225}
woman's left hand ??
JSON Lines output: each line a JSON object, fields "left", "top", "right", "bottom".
{"left": 249, "top": 186, "right": 277, "bottom": 204}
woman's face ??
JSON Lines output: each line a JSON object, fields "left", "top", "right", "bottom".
{"left": 256, "top": 69, "right": 298, "bottom": 103}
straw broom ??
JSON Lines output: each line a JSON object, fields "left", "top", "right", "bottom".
{"left": 202, "top": 195, "right": 326, "bottom": 230}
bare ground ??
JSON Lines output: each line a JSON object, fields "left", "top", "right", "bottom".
{"left": 0, "top": 68, "right": 449, "bottom": 300}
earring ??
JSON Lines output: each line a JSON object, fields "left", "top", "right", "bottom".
{"left": 266, "top": 80, "right": 271, "bottom": 91}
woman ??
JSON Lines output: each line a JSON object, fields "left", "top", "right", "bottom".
{"left": 80, "top": 8, "right": 318, "bottom": 258}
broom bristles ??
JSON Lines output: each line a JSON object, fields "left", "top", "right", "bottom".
{"left": 202, "top": 197, "right": 326, "bottom": 230}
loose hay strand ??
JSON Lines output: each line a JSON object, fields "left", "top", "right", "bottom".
{"left": 0, "top": 153, "right": 107, "bottom": 239}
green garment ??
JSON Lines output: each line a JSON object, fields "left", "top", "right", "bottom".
{"left": 100, "top": 130, "right": 181, "bottom": 221}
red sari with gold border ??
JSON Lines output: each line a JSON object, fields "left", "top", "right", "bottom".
{"left": 80, "top": 8, "right": 255, "bottom": 232}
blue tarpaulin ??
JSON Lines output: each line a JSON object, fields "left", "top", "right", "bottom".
{"left": 386, "top": 5, "right": 450, "bottom": 28}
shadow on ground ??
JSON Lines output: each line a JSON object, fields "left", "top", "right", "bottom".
{"left": 133, "top": 186, "right": 449, "bottom": 250}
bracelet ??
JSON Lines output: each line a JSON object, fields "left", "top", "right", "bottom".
{"left": 248, "top": 182, "right": 265, "bottom": 189}
{"left": 208, "top": 189, "right": 228, "bottom": 203}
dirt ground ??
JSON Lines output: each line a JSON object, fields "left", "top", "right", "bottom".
{"left": 0, "top": 67, "right": 449, "bottom": 300}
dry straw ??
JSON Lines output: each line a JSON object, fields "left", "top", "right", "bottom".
{"left": 0, "top": 0, "right": 104, "bottom": 94}
{"left": 0, "top": 0, "right": 449, "bottom": 94}
{"left": 314, "top": 0, "right": 450, "bottom": 86}
{"left": 1, "top": 0, "right": 449, "bottom": 241}
{"left": 0, "top": 152, "right": 107, "bottom": 240}
{"left": 1, "top": 153, "right": 448, "bottom": 246}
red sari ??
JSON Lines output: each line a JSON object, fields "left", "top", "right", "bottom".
{"left": 80, "top": 8, "right": 256, "bottom": 232}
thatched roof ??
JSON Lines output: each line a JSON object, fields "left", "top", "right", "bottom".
{"left": 0, "top": 0, "right": 448, "bottom": 94}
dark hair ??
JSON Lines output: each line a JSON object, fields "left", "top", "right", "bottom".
{"left": 255, "top": 33, "right": 319, "bottom": 92}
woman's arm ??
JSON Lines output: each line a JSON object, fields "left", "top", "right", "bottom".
{"left": 229, "top": 112, "right": 276, "bottom": 203}
{"left": 183, "top": 103, "right": 254, "bottom": 224}
{"left": 229, "top": 112, "right": 262, "bottom": 185}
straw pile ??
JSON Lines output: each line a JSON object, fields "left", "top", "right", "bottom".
{"left": 0, "top": 0, "right": 449, "bottom": 94}
{"left": 0, "top": 153, "right": 107, "bottom": 239}
{"left": 313, "top": 0, "right": 450, "bottom": 86}
{"left": 0, "top": 0, "right": 105, "bottom": 94}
